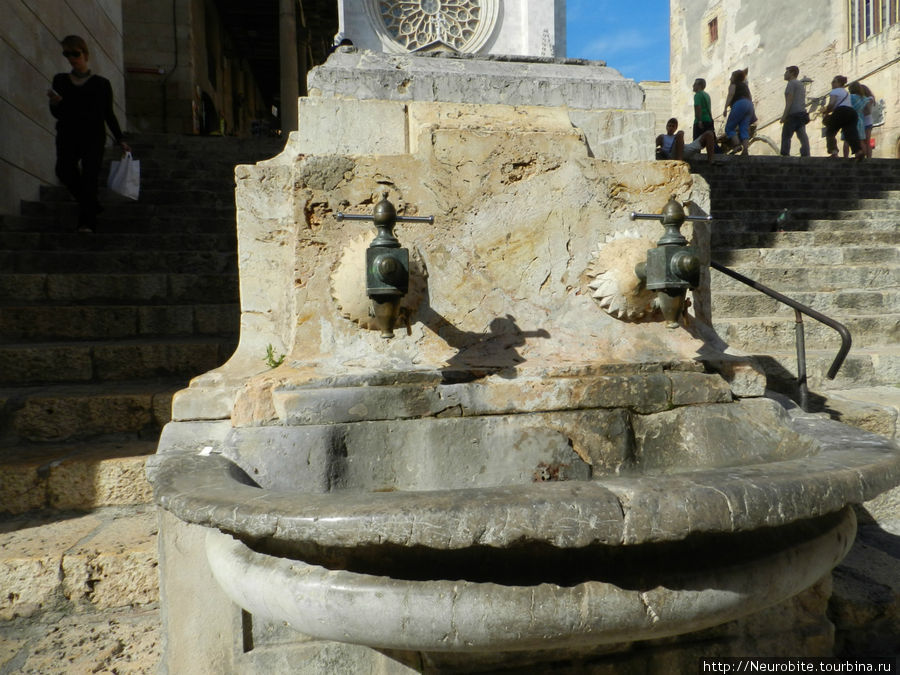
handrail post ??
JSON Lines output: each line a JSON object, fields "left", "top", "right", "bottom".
{"left": 710, "top": 260, "right": 851, "bottom": 412}
{"left": 794, "top": 309, "right": 809, "bottom": 412}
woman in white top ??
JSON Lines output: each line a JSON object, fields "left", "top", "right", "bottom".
{"left": 822, "top": 75, "right": 863, "bottom": 160}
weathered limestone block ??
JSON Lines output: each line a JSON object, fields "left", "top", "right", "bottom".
{"left": 631, "top": 397, "right": 818, "bottom": 471}
{"left": 0, "top": 515, "right": 101, "bottom": 620}
{"left": 12, "top": 392, "right": 154, "bottom": 442}
{"left": 49, "top": 453, "right": 153, "bottom": 511}
{"left": 295, "top": 98, "right": 408, "bottom": 156}
{"left": 61, "top": 510, "right": 158, "bottom": 610}
{"left": 307, "top": 50, "right": 644, "bottom": 111}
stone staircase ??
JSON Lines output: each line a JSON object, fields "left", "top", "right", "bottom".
{"left": 0, "top": 133, "right": 283, "bottom": 673}
{"left": 692, "top": 156, "right": 900, "bottom": 438}
{"left": 693, "top": 156, "right": 900, "bottom": 658}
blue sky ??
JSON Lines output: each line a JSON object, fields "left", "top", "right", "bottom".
{"left": 566, "top": 0, "right": 671, "bottom": 82}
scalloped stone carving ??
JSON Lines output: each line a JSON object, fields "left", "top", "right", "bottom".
{"left": 366, "top": 0, "right": 499, "bottom": 53}
{"left": 331, "top": 233, "right": 428, "bottom": 331}
{"left": 586, "top": 230, "right": 659, "bottom": 321}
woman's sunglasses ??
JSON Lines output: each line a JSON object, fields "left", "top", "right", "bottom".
{"left": 62, "top": 50, "right": 82, "bottom": 58}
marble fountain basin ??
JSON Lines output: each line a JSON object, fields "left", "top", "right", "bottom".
{"left": 147, "top": 370, "right": 900, "bottom": 653}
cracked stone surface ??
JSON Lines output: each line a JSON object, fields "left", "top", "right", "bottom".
{"left": 0, "top": 507, "right": 158, "bottom": 621}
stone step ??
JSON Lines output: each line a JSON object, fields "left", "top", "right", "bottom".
{"left": 742, "top": 346, "right": 900, "bottom": 393}
{"left": 713, "top": 312, "right": 899, "bottom": 352}
{"left": 710, "top": 197, "right": 900, "bottom": 212}
{"left": 0, "top": 604, "right": 161, "bottom": 673}
{"left": 710, "top": 212, "right": 899, "bottom": 227}
{"left": 0, "top": 380, "right": 181, "bottom": 444}
{"left": 0, "top": 505, "right": 160, "bottom": 673}
{"left": 17, "top": 199, "right": 236, "bottom": 220}
{"left": 0, "top": 439, "right": 156, "bottom": 514}
{"left": 39, "top": 182, "right": 231, "bottom": 202}
{"left": 0, "top": 272, "right": 238, "bottom": 304}
{"left": 711, "top": 264, "right": 898, "bottom": 292}
{"left": 0, "top": 304, "right": 238, "bottom": 342}
{"left": 0, "top": 211, "right": 236, "bottom": 234}
{"left": 0, "top": 505, "right": 159, "bottom": 617}
{"left": 711, "top": 289, "right": 900, "bottom": 318}
{"left": 124, "top": 133, "right": 282, "bottom": 157}
{"left": 706, "top": 184, "right": 900, "bottom": 198}
{"left": 691, "top": 156, "right": 900, "bottom": 175}
{"left": 708, "top": 187, "right": 900, "bottom": 199}
{"left": 0, "top": 230, "right": 235, "bottom": 252}
{"left": 710, "top": 230, "right": 900, "bottom": 248}
{"left": 713, "top": 245, "right": 900, "bottom": 267}
{"left": 0, "top": 249, "right": 236, "bottom": 274}
{"left": 0, "top": 337, "right": 236, "bottom": 385}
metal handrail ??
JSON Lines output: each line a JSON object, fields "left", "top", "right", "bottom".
{"left": 710, "top": 260, "right": 852, "bottom": 411}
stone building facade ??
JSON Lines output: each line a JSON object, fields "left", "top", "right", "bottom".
{"left": 122, "top": 0, "right": 269, "bottom": 137}
{"left": 670, "top": 0, "right": 900, "bottom": 157}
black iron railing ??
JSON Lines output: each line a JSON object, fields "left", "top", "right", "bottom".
{"left": 710, "top": 260, "right": 852, "bottom": 412}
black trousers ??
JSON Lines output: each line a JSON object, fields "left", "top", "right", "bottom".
{"left": 824, "top": 107, "right": 860, "bottom": 156}
{"left": 55, "top": 132, "right": 104, "bottom": 226}
{"left": 692, "top": 119, "right": 714, "bottom": 140}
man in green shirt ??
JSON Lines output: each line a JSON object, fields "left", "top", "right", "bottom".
{"left": 692, "top": 78, "right": 714, "bottom": 140}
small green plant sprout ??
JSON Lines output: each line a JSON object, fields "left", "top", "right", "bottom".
{"left": 263, "top": 344, "right": 285, "bottom": 369}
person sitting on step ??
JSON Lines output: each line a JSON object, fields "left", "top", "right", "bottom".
{"left": 656, "top": 118, "right": 717, "bottom": 164}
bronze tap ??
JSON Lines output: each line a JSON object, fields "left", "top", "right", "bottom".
{"left": 631, "top": 197, "right": 711, "bottom": 328}
{"left": 337, "top": 193, "right": 433, "bottom": 338}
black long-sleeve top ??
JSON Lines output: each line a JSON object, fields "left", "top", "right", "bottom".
{"left": 49, "top": 73, "right": 124, "bottom": 143}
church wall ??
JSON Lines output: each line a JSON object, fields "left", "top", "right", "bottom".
{"left": 1, "top": 0, "right": 125, "bottom": 214}
{"left": 670, "top": 0, "right": 899, "bottom": 157}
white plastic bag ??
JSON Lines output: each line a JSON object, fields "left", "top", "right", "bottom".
{"left": 107, "top": 152, "right": 140, "bottom": 200}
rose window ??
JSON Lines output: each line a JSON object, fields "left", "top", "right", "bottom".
{"left": 377, "top": 0, "right": 484, "bottom": 51}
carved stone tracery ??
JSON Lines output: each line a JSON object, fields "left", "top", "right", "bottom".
{"left": 367, "top": 0, "right": 499, "bottom": 53}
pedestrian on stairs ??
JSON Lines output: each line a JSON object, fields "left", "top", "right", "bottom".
{"left": 692, "top": 78, "right": 715, "bottom": 140}
{"left": 47, "top": 35, "right": 131, "bottom": 233}
{"left": 723, "top": 68, "right": 754, "bottom": 157}
{"left": 859, "top": 83, "right": 876, "bottom": 159}
{"left": 822, "top": 75, "right": 864, "bottom": 161}
{"left": 780, "top": 66, "right": 810, "bottom": 157}
{"left": 842, "top": 81, "right": 870, "bottom": 159}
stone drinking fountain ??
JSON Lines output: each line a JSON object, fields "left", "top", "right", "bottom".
{"left": 147, "top": 51, "right": 900, "bottom": 673}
